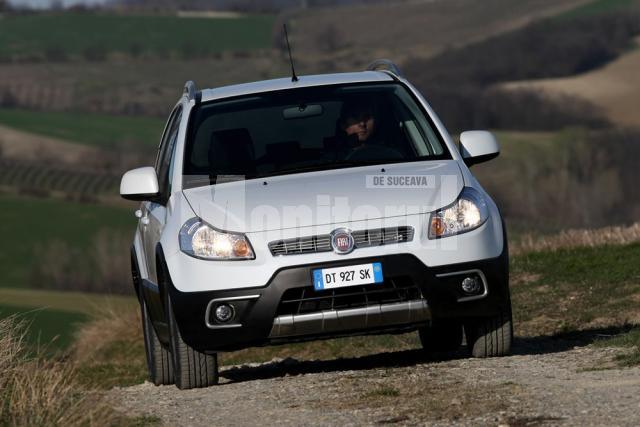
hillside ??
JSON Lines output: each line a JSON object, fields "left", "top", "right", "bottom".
{"left": 288, "top": 0, "right": 593, "bottom": 68}
{"left": 501, "top": 39, "right": 640, "bottom": 128}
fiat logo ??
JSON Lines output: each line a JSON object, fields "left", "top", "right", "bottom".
{"left": 331, "top": 228, "right": 355, "bottom": 254}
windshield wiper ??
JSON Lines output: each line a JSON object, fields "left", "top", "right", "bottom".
{"left": 259, "top": 163, "right": 335, "bottom": 177}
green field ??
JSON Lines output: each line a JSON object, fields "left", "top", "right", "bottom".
{"left": 0, "top": 195, "right": 134, "bottom": 288}
{"left": 0, "top": 108, "right": 165, "bottom": 148}
{"left": 0, "top": 287, "right": 136, "bottom": 353}
{"left": 0, "top": 287, "right": 137, "bottom": 316}
{"left": 0, "top": 13, "right": 275, "bottom": 60}
{"left": 0, "top": 304, "right": 88, "bottom": 352}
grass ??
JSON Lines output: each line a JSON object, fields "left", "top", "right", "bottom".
{"left": 0, "top": 13, "right": 275, "bottom": 60}
{"left": 0, "top": 194, "right": 133, "bottom": 288}
{"left": 510, "top": 242, "right": 640, "bottom": 336}
{"left": 0, "top": 304, "right": 88, "bottom": 352}
{"left": 0, "top": 315, "right": 154, "bottom": 426}
{"left": 595, "top": 327, "right": 640, "bottom": 366}
{"left": 364, "top": 386, "right": 401, "bottom": 398}
{"left": 72, "top": 308, "right": 149, "bottom": 389}
{"left": 512, "top": 243, "right": 640, "bottom": 287}
{"left": 0, "top": 108, "right": 164, "bottom": 148}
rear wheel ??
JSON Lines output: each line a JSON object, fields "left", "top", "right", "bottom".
{"left": 133, "top": 249, "right": 174, "bottom": 386}
{"left": 141, "top": 298, "right": 174, "bottom": 385}
{"left": 464, "top": 308, "right": 513, "bottom": 358}
{"left": 419, "top": 321, "right": 463, "bottom": 354}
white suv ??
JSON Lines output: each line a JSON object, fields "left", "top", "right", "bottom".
{"left": 121, "top": 61, "right": 512, "bottom": 389}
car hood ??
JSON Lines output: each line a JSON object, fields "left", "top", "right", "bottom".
{"left": 182, "top": 161, "right": 464, "bottom": 233}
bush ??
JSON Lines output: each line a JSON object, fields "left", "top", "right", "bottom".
{"left": 419, "top": 86, "right": 608, "bottom": 132}
{"left": 30, "top": 230, "right": 133, "bottom": 295}
{"left": 478, "top": 129, "right": 640, "bottom": 229}
{"left": 82, "top": 45, "right": 107, "bottom": 62}
{"left": 0, "top": 90, "right": 18, "bottom": 108}
{"left": 315, "top": 24, "right": 347, "bottom": 52}
{"left": 44, "top": 45, "right": 68, "bottom": 62}
{"left": 128, "top": 42, "right": 143, "bottom": 59}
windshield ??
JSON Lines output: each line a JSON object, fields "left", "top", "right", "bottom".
{"left": 182, "top": 83, "right": 451, "bottom": 188}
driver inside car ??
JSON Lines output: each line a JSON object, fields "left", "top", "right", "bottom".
{"left": 341, "top": 100, "right": 378, "bottom": 145}
{"left": 332, "top": 98, "right": 403, "bottom": 161}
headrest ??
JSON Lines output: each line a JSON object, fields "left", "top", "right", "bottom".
{"left": 208, "top": 128, "right": 256, "bottom": 177}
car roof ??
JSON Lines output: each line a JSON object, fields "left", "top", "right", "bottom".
{"left": 199, "top": 71, "right": 395, "bottom": 103}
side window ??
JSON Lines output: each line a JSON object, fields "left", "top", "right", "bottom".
{"left": 156, "top": 107, "right": 182, "bottom": 202}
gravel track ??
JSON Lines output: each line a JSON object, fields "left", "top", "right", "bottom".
{"left": 110, "top": 337, "right": 640, "bottom": 426}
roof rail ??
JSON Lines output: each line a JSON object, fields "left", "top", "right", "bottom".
{"left": 366, "top": 59, "right": 403, "bottom": 78}
{"left": 183, "top": 80, "right": 197, "bottom": 100}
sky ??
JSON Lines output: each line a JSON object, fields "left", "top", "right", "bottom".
{"left": 8, "top": 0, "right": 109, "bottom": 8}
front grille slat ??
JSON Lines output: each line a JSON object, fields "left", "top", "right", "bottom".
{"left": 276, "top": 276, "right": 422, "bottom": 317}
{"left": 268, "top": 226, "right": 414, "bottom": 256}
{"left": 280, "top": 285, "right": 418, "bottom": 305}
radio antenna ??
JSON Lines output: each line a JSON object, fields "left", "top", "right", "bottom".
{"left": 283, "top": 24, "right": 299, "bottom": 83}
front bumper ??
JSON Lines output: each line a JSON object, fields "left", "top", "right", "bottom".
{"left": 168, "top": 249, "right": 509, "bottom": 353}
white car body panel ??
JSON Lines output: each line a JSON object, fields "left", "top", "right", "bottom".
{"left": 182, "top": 160, "right": 464, "bottom": 233}
{"left": 162, "top": 203, "right": 503, "bottom": 293}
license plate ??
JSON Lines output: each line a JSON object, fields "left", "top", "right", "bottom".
{"left": 312, "top": 262, "right": 383, "bottom": 291}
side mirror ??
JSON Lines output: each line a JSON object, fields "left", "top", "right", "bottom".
{"left": 459, "top": 130, "right": 500, "bottom": 166}
{"left": 120, "top": 167, "right": 160, "bottom": 201}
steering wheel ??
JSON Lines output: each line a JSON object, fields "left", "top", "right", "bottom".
{"left": 344, "top": 144, "right": 405, "bottom": 162}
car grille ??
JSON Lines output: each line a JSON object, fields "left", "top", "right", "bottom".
{"left": 268, "top": 226, "right": 414, "bottom": 256}
{"left": 275, "top": 276, "right": 423, "bottom": 317}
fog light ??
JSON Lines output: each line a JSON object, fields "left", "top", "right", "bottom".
{"left": 214, "top": 303, "right": 235, "bottom": 323}
{"left": 461, "top": 276, "right": 482, "bottom": 295}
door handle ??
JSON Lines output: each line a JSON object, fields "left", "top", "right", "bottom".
{"left": 135, "top": 209, "right": 150, "bottom": 225}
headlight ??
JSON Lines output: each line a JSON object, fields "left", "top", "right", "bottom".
{"left": 179, "top": 218, "right": 255, "bottom": 260}
{"left": 428, "top": 187, "right": 489, "bottom": 239}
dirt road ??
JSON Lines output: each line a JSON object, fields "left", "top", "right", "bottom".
{"left": 110, "top": 335, "right": 640, "bottom": 426}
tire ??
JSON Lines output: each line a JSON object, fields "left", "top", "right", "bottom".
{"left": 165, "top": 293, "right": 219, "bottom": 389}
{"left": 141, "top": 298, "right": 175, "bottom": 385}
{"left": 418, "top": 321, "right": 463, "bottom": 354}
{"left": 156, "top": 251, "right": 218, "bottom": 389}
{"left": 464, "top": 309, "right": 513, "bottom": 358}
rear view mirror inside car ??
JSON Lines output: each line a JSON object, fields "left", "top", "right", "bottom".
{"left": 282, "top": 104, "right": 323, "bottom": 119}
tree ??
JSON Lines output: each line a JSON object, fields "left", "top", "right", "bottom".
{"left": 51, "top": 0, "right": 64, "bottom": 11}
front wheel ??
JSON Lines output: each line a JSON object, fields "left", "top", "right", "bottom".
{"left": 164, "top": 289, "right": 219, "bottom": 389}
{"left": 464, "top": 309, "right": 513, "bottom": 358}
